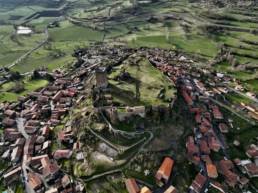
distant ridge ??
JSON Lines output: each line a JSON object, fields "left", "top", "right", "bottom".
{"left": 0, "top": 0, "right": 64, "bottom": 8}
{"left": 191, "top": 0, "right": 257, "bottom": 7}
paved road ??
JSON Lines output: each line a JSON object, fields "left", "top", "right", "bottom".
{"left": 8, "top": 27, "right": 49, "bottom": 69}
{"left": 16, "top": 118, "right": 29, "bottom": 139}
{"left": 16, "top": 118, "right": 32, "bottom": 192}
{"left": 88, "top": 128, "right": 127, "bottom": 153}
{"left": 82, "top": 130, "right": 153, "bottom": 182}
{"left": 84, "top": 169, "right": 122, "bottom": 182}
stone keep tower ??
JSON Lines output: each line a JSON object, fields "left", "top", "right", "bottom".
{"left": 95, "top": 67, "right": 108, "bottom": 88}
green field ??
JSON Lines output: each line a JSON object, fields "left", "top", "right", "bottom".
{"left": 129, "top": 34, "right": 218, "bottom": 58}
{"left": 0, "top": 25, "right": 46, "bottom": 67}
{"left": 226, "top": 93, "right": 253, "bottom": 105}
{"left": 244, "top": 79, "right": 258, "bottom": 93}
{"left": 109, "top": 57, "right": 176, "bottom": 106}
{"left": 1, "top": 1, "right": 258, "bottom": 193}
{"left": 49, "top": 21, "right": 104, "bottom": 42}
{"left": 0, "top": 0, "right": 257, "bottom": 91}
{"left": 225, "top": 110, "right": 258, "bottom": 159}
{"left": 0, "top": 79, "right": 49, "bottom": 102}
{"left": 0, "top": 0, "right": 257, "bottom": 95}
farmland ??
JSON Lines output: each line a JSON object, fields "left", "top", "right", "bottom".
{"left": 0, "top": 78, "right": 49, "bottom": 102}
{"left": 0, "top": 1, "right": 258, "bottom": 193}
{"left": 0, "top": 0, "right": 257, "bottom": 80}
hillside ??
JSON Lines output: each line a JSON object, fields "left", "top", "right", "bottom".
{"left": 0, "top": 1, "right": 258, "bottom": 193}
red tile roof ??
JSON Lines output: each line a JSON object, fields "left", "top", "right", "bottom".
{"left": 190, "top": 173, "right": 207, "bottom": 193}
{"left": 155, "top": 157, "right": 174, "bottom": 184}
{"left": 164, "top": 185, "right": 178, "bottom": 193}
{"left": 210, "top": 181, "right": 225, "bottom": 193}
{"left": 190, "top": 108, "right": 203, "bottom": 114}
{"left": 186, "top": 137, "right": 199, "bottom": 155}
{"left": 28, "top": 172, "right": 42, "bottom": 190}
{"left": 200, "top": 139, "right": 210, "bottom": 154}
{"left": 195, "top": 114, "right": 202, "bottom": 123}
{"left": 4, "top": 109, "right": 16, "bottom": 117}
{"left": 212, "top": 105, "right": 223, "bottom": 119}
{"left": 53, "top": 149, "right": 72, "bottom": 160}
{"left": 244, "top": 163, "right": 258, "bottom": 177}
{"left": 140, "top": 186, "right": 152, "bottom": 193}
{"left": 208, "top": 136, "right": 221, "bottom": 152}
{"left": 125, "top": 178, "right": 140, "bottom": 193}
{"left": 206, "top": 164, "right": 218, "bottom": 178}
{"left": 218, "top": 123, "right": 229, "bottom": 133}
{"left": 181, "top": 90, "right": 193, "bottom": 106}
{"left": 246, "top": 145, "right": 258, "bottom": 158}
{"left": 53, "top": 91, "right": 63, "bottom": 102}
{"left": 2, "top": 118, "right": 16, "bottom": 127}
{"left": 219, "top": 160, "right": 239, "bottom": 187}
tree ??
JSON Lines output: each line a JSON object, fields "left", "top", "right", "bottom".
{"left": 12, "top": 82, "right": 25, "bottom": 93}
{"left": 9, "top": 71, "right": 21, "bottom": 81}
{"left": 32, "top": 70, "right": 41, "bottom": 80}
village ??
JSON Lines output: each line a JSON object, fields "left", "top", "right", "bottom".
{"left": 0, "top": 44, "right": 257, "bottom": 193}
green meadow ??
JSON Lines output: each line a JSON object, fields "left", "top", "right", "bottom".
{"left": 109, "top": 57, "right": 176, "bottom": 106}
{"left": 0, "top": 79, "right": 49, "bottom": 102}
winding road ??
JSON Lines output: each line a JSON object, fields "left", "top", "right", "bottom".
{"left": 16, "top": 117, "right": 32, "bottom": 193}
{"left": 82, "top": 130, "right": 153, "bottom": 182}
{"left": 78, "top": 102, "right": 154, "bottom": 182}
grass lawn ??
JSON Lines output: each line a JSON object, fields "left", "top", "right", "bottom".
{"left": 124, "top": 170, "right": 156, "bottom": 185}
{"left": 29, "top": 17, "right": 60, "bottom": 31}
{"left": 235, "top": 55, "right": 258, "bottom": 65}
{"left": 231, "top": 21, "right": 258, "bottom": 29}
{"left": 226, "top": 93, "right": 253, "bottom": 105}
{"left": 51, "top": 142, "right": 58, "bottom": 152}
{"left": 129, "top": 34, "right": 218, "bottom": 58}
{"left": 0, "top": 51, "right": 26, "bottom": 67}
{"left": 223, "top": 109, "right": 258, "bottom": 159}
{"left": 230, "top": 31, "right": 258, "bottom": 42}
{"left": 214, "top": 61, "right": 232, "bottom": 72}
{"left": 244, "top": 79, "right": 258, "bottom": 94}
{"left": 109, "top": 58, "right": 176, "bottom": 106}
{"left": 0, "top": 24, "right": 46, "bottom": 67}
{"left": 49, "top": 21, "right": 104, "bottom": 42}
{"left": 226, "top": 70, "right": 253, "bottom": 81}
{"left": 13, "top": 51, "right": 74, "bottom": 73}
{"left": 105, "top": 25, "right": 129, "bottom": 39}
{"left": 24, "top": 79, "right": 49, "bottom": 90}
{"left": 12, "top": 40, "right": 80, "bottom": 73}
{"left": 15, "top": 184, "right": 24, "bottom": 193}
{"left": 0, "top": 79, "right": 49, "bottom": 102}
